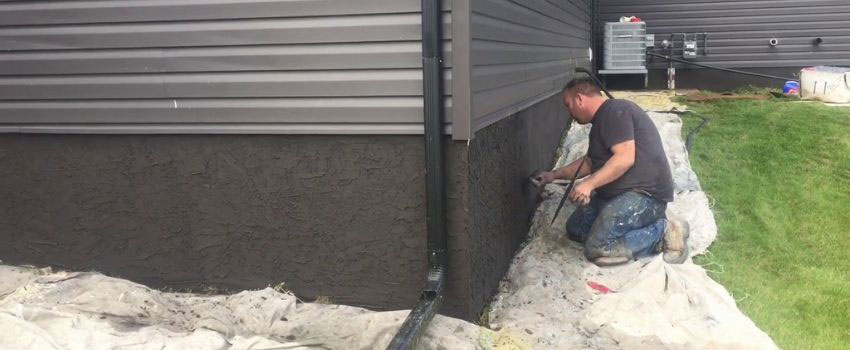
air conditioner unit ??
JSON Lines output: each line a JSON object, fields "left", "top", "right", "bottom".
{"left": 603, "top": 22, "right": 647, "bottom": 70}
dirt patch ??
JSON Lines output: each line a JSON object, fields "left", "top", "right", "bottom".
{"left": 610, "top": 90, "right": 691, "bottom": 111}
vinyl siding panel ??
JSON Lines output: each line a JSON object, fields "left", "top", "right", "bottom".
{"left": 456, "top": 0, "right": 592, "bottom": 137}
{"left": 0, "top": 70, "right": 453, "bottom": 99}
{"left": 0, "top": 43, "right": 453, "bottom": 75}
{"left": 0, "top": 98, "right": 437, "bottom": 124}
{"left": 599, "top": 0, "right": 850, "bottom": 69}
{"left": 0, "top": 14, "right": 451, "bottom": 50}
{"left": 0, "top": 0, "right": 455, "bottom": 136}
{"left": 0, "top": 0, "right": 440, "bottom": 25}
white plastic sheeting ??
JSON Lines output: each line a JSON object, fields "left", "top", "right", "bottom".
{"left": 0, "top": 266, "right": 481, "bottom": 350}
{"left": 801, "top": 66, "right": 850, "bottom": 103}
{"left": 486, "top": 112, "right": 777, "bottom": 349}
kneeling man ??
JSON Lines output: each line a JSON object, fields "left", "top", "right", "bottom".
{"left": 537, "top": 78, "right": 688, "bottom": 266}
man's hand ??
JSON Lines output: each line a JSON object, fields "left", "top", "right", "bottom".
{"left": 569, "top": 180, "right": 594, "bottom": 205}
{"left": 536, "top": 171, "right": 557, "bottom": 185}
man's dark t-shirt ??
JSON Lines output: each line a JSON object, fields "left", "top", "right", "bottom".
{"left": 587, "top": 99, "right": 674, "bottom": 202}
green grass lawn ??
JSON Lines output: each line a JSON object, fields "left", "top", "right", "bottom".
{"left": 682, "top": 98, "right": 850, "bottom": 350}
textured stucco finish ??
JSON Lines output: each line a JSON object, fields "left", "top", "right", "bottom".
{"left": 0, "top": 93, "right": 568, "bottom": 321}
{"left": 0, "top": 134, "right": 470, "bottom": 315}
{"left": 465, "top": 93, "right": 571, "bottom": 317}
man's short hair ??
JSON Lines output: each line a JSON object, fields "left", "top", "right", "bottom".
{"left": 563, "top": 77, "right": 601, "bottom": 97}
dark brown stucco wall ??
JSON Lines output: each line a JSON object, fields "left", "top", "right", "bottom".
{"left": 0, "top": 134, "right": 474, "bottom": 316}
{"left": 0, "top": 93, "right": 569, "bottom": 322}
{"left": 464, "top": 94, "right": 571, "bottom": 318}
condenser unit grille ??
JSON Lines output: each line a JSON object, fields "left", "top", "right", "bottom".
{"left": 603, "top": 22, "right": 647, "bottom": 70}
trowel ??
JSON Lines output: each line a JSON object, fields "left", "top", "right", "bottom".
{"left": 526, "top": 156, "right": 586, "bottom": 227}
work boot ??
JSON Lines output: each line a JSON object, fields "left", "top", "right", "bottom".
{"left": 589, "top": 241, "right": 633, "bottom": 267}
{"left": 593, "top": 256, "right": 631, "bottom": 267}
{"left": 662, "top": 213, "right": 690, "bottom": 264}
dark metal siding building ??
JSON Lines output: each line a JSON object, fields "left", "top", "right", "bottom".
{"left": 453, "top": 0, "right": 591, "bottom": 138}
{"left": 0, "top": 0, "right": 592, "bottom": 140}
{"left": 599, "top": 0, "right": 850, "bottom": 89}
{"left": 0, "top": 0, "right": 455, "bottom": 136}
{"left": 0, "top": 0, "right": 591, "bottom": 320}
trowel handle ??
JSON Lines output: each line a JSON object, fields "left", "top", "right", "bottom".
{"left": 528, "top": 175, "right": 543, "bottom": 188}
{"left": 528, "top": 175, "right": 571, "bottom": 188}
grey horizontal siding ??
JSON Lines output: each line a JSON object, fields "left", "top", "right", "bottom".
{"left": 0, "top": 97, "right": 452, "bottom": 124}
{"left": 0, "top": 124, "right": 454, "bottom": 135}
{"left": 456, "top": 0, "right": 592, "bottom": 137}
{"left": 0, "top": 70, "right": 453, "bottom": 99}
{"left": 0, "top": 0, "right": 456, "bottom": 136}
{"left": 0, "top": 43, "right": 453, "bottom": 75}
{"left": 600, "top": 0, "right": 850, "bottom": 69}
{"left": 0, "top": 14, "right": 451, "bottom": 51}
{"left": 0, "top": 0, "right": 450, "bottom": 25}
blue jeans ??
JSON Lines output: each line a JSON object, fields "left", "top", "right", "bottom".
{"left": 566, "top": 190, "right": 667, "bottom": 261}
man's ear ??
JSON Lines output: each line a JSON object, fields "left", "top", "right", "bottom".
{"left": 574, "top": 93, "right": 583, "bottom": 106}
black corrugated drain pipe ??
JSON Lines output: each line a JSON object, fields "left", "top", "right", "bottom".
{"left": 387, "top": 0, "right": 447, "bottom": 349}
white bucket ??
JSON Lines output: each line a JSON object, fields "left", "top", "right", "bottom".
{"left": 800, "top": 66, "right": 850, "bottom": 103}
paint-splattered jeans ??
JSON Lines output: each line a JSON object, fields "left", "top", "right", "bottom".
{"left": 566, "top": 190, "right": 667, "bottom": 261}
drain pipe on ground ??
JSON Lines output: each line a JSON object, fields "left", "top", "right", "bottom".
{"left": 386, "top": 0, "right": 447, "bottom": 349}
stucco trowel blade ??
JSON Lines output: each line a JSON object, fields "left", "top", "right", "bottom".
{"left": 550, "top": 157, "right": 586, "bottom": 227}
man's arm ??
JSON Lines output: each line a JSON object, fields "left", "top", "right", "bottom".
{"left": 569, "top": 140, "right": 635, "bottom": 204}
{"left": 583, "top": 140, "right": 635, "bottom": 189}
{"left": 537, "top": 155, "right": 591, "bottom": 184}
